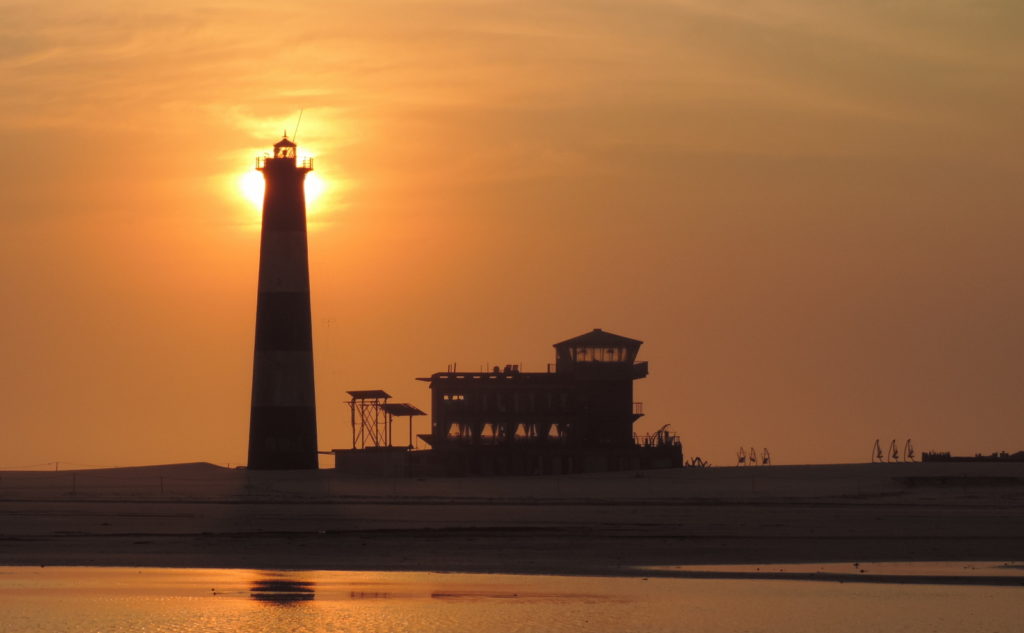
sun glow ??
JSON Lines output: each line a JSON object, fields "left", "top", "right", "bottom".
{"left": 305, "top": 171, "right": 325, "bottom": 205}
{"left": 240, "top": 171, "right": 264, "bottom": 208}
{"left": 238, "top": 168, "right": 325, "bottom": 211}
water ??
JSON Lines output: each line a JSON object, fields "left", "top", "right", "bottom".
{"left": 1, "top": 566, "right": 1021, "bottom": 632}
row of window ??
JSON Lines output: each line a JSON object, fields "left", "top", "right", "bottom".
{"left": 565, "top": 346, "right": 632, "bottom": 363}
{"left": 441, "top": 391, "right": 572, "bottom": 413}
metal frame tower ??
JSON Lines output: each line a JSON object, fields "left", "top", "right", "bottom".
{"left": 347, "top": 390, "right": 426, "bottom": 450}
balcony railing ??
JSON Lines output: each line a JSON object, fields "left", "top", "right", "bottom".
{"left": 633, "top": 402, "right": 644, "bottom": 415}
{"left": 256, "top": 155, "right": 314, "bottom": 170}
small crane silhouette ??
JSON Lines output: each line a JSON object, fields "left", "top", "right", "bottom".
{"left": 871, "top": 439, "right": 884, "bottom": 463}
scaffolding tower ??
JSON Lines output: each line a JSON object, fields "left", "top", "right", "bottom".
{"left": 347, "top": 390, "right": 426, "bottom": 449}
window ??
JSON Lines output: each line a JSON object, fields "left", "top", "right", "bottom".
{"left": 572, "top": 346, "right": 628, "bottom": 362}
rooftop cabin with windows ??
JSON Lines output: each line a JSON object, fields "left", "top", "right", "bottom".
{"left": 554, "top": 328, "right": 649, "bottom": 379}
{"left": 411, "top": 329, "right": 681, "bottom": 476}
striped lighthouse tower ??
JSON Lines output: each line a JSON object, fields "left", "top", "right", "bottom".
{"left": 247, "top": 134, "right": 319, "bottom": 470}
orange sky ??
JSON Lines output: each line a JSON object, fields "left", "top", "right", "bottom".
{"left": 1, "top": 1, "right": 1022, "bottom": 468}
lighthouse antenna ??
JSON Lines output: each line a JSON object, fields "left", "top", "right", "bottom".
{"left": 292, "top": 108, "right": 305, "bottom": 144}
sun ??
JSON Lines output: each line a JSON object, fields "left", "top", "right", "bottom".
{"left": 240, "top": 171, "right": 264, "bottom": 208}
{"left": 304, "top": 171, "right": 325, "bottom": 205}
{"left": 238, "top": 168, "right": 325, "bottom": 210}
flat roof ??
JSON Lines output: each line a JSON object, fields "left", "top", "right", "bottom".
{"left": 417, "top": 371, "right": 561, "bottom": 383}
{"left": 382, "top": 403, "right": 426, "bottom": 417}
{"left": 346, "top": 389, "right": 391, "bottom": 400}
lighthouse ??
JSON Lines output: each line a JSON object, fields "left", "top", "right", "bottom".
{"left": 247, "top": 134, "right": 319, "bottom": 470}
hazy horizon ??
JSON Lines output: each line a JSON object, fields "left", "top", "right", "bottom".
{"left": 2, "top": 0, "right": 1023, "bottom": 469}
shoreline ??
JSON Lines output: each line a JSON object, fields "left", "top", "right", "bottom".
{"left": 3, "top": 559, "right": 1023, "bottom": 587}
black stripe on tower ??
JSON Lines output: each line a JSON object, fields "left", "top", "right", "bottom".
{"left": 253, "top": 293, "right": 313, "bottom": 350}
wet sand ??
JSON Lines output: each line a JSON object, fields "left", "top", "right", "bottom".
{"left": 1, "top": 462, "right": 1022, "bottom": 579}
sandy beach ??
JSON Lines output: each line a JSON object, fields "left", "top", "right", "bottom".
{"left": 1, "top": 462, "right": 1022, "bottom": 578}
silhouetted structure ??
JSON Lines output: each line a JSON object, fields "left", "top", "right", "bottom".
{"left": 247, "top": 135, "right": 319, "bottom": 470}
{"left": 344, "top": 390, "right": 424, "bottom": 449}
{"left": 923, "top": 450, "right": 1024, "bottom": 463}
{"left": 332, "top": 391, "right": 425, "bottom": 476}
{"left": 411, "top": 329, "right": 682, "bottom": 475}
{"left": 871, "top": 438, "right": 916, "bottom": 463}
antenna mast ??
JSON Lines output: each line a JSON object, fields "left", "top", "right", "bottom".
{"left": 292, "top": 108, "right": 305, "bottom": 144}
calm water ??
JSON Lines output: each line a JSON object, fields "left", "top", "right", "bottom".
{"left": 1, "top": 566, "right": 1021, "bottom": 633}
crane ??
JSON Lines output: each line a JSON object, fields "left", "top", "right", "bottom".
{"left": 888, "top": 439, "right": 899, "bottom": 462}
{"left": 871, "top": 439, "right": 883, "bottom": 463}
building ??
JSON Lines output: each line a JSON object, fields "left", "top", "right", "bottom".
{"left": 412, "top": 329, "right": 682, "bottom": 475}
{"left": 247, "top": 135, "right": 319, "bottom": 470}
